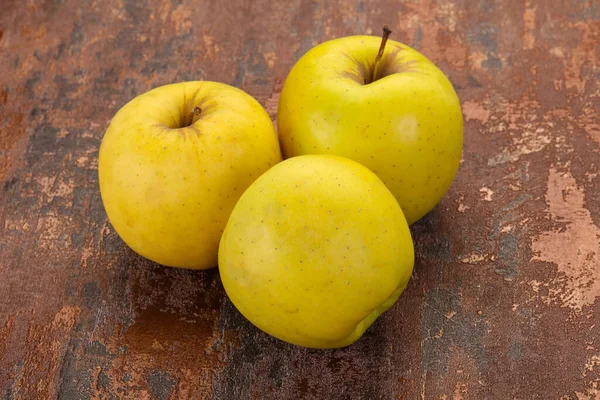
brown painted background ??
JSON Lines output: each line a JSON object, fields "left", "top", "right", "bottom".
{"left": 0, "top": 0, "right": 599, "bottom": 399}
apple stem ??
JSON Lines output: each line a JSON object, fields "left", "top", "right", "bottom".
{"left": 372, "top": 25, "right": 392, "bottom": 83}
{"left": 187, "top": 106, "right": 202, "bottom": 126}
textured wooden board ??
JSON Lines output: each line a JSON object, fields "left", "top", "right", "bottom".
{"left": 0, "top": 0, "right": 599, "bottom": 398}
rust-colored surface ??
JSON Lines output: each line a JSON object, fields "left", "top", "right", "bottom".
{"left": 0, "top": 0, "right": 599, "bottom": 398}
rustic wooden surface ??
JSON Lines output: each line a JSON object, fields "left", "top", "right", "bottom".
{"left": 0, "top": 0, "right": 599, "bottom": 399}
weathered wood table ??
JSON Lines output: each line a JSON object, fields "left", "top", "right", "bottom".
{"left": 1, "top": 0, "right": 598, "bottom": 398}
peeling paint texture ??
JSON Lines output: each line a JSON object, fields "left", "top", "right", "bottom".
{"left": 0, "top": 0, "right": 599, "bottom": 399}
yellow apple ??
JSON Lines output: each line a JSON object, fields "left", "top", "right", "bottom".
{"left": 218, "top": 155, "right": 414, "bottom": 348}
{"left": 277, "top": 28, "right": 463, "bottom": 225}
{"left": 98, "top": 81, "right": 281, "bottom": 269}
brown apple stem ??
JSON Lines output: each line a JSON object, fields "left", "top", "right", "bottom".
{"left": 187, "top": 106, "right": 202, "bottom": 126}
{"left": 372, "top": 25, "right": 392, "bottom": 83}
